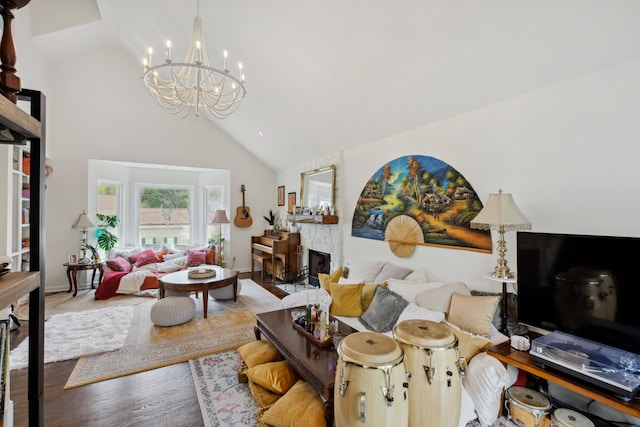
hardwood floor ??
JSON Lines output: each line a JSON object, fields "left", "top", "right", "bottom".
{"left": 9, "top": 272, "right": 286, "bottom": 427}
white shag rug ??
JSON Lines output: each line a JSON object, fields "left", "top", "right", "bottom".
{"left": 10, "top": 305, "right": 135, "bottom": 370}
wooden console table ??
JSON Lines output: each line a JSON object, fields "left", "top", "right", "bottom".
{"left": 487, "top": 339, "right": 640, "bottom": 419}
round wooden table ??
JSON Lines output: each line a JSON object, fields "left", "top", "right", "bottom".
{"left": 159, "top": 266, "right": 238, "bottom": 318}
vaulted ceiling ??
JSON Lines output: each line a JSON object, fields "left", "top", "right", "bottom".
{"left": 27, "top": 0, "right": 640, "bottom": 171}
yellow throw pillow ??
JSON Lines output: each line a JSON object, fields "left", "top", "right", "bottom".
{"left": 259, "top": 380, "right": 326, "bottom": 427}
{"left": 318, "top": 266, "right": 343, "bottom": 295}
{"left": 446, "top": 293, "right": 500, "bottom": 337}
{"left": 237, "top": 339, "right": 283, "bottom": 368}
{"left": 361, "top": 282, "right": 387, "bottom": 311}
{"left": 246, "top": 360, "right": 300, "bottom": 395}
{"left": 249, "top": 379, "right": 283, "bottom": 419}
{"left": 329, "top": 282, "right": 364, "bottom": 316}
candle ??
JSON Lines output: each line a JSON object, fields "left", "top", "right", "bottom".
{"left": 196, "top": 41, "right": 202, "bottom": 63}
{"left": 223, "top": 50, "right": 228, "bottom": 70}
{"left": 147, "top": 47, "right": 153, "bottom": 67}
{"left": 166, "top": 40, "right": 172, "bottom": 62}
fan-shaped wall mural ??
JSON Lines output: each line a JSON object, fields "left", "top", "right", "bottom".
{"left": 351, "top": 155, "right": 492, "bottom": 256}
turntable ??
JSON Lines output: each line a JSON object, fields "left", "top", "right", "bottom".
{"left": 530, "top": 331, "right": 640, "bottom": 399}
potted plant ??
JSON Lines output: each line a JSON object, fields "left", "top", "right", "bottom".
{"left": 263, "top": 210, "right": 276, "bottom": 231}
{"left": 82, "top": 243, "right": 101, "bottom": 263}
{"left": 96, "top": 213, "right": 120, "bottom": 252}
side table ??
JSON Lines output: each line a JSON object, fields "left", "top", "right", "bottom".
{"left": 64, "top": 262, "right": 104, "bottom": 297}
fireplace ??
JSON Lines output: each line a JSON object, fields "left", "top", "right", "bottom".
{"left": 308, "top": 249, "right": 331, "bottom": 288}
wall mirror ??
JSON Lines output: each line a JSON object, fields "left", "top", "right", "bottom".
{"left": 300, "top": 165, "right": 335, "bottom": 212}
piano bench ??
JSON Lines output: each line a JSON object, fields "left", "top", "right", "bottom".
{"left": 252, "top": 252, "right": 272, "bottom": 283}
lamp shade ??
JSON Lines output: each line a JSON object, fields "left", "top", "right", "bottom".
{"left": 211, "top": 210, "right": 230, "bottom": 224}
{"left": 72, "top": 211, "right": 95, "bottom": 229}
{"left": 470, "top": 191, "right": 531, "bottom": 231}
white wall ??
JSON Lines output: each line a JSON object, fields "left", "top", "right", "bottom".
{"left": 276, "top": 58, "right": 640, "bottom": 295}
{"left": 341, "top": 58, "right": 640, "bottom": 293}
{"left": 40, "top": 46, "right": 276, "bottom": 291}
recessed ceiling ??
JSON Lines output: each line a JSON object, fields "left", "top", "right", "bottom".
{"left": 28, "top": 0, "right": 640, "bottom": 171}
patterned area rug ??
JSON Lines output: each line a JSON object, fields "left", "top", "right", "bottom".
{"left": 64, "top": 279, "right": 282, "bottom": 389}
{"left": 190, "top": 350, "right": 257, "bottom": 427}
{"left": 65, "top": 296, "right": 256, "bottom": 389}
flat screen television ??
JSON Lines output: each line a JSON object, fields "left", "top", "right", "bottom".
{"left": 517, "top": 231, "right": 640, "bottom": 355}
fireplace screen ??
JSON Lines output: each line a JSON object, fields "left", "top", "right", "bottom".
{"left": 308, "top": 249, "right": 331, "bottom": 287}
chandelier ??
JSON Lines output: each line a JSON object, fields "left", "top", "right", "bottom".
{"left": 142, "top": 0, "right": 246, "bottom": 120}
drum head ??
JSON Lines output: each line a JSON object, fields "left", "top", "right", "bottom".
{"left": 507, "top": 387, "right": 551, "bottom": 411}
{"left": 393, "top": 319, "right": 456, "bottom": 348}
{"left": 552, "top": 408, "right": 595, "bottom": 427}
{"left": 339, "top": 331, "right": 403, "bottom": 367}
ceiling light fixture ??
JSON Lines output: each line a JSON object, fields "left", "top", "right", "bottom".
{"left": 142, "top": 0, "right": 246, "bottom": 120}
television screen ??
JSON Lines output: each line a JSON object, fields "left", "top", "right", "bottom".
{"left": 517, "top": 231, "right": 640, "bottom": 355}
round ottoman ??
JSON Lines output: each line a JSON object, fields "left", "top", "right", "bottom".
{"left": 164, "top": 288, "right": 192, "bottom": 298}
{"left": 151, "top": 297, "right": 196, "bottom": 326}
{"left": 210, "top": 281, "right": 241, "bottom": 300}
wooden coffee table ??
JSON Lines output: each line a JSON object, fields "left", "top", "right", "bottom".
{"left": 254, "top": 308, "right": 357, "bottom": 426}
{"left": 159, "top": 267, "right": 238, "bottom": 318}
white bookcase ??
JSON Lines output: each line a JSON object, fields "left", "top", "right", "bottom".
{"left": 0, "top": 144, "right": 30, "bottom": 273}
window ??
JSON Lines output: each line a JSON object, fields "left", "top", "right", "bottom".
{"left": 137, "top": 185, "right": 193, "bottom": 246}
{"left": 97, "top": 180, "right": 122, "bottom": 240}
{"left": 205, "top": 185, "right": 225, "bottom": 244}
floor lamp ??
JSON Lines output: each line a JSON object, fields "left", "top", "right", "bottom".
{"left": 471, "top": 190, "right": 531, "bottom": 334}
{"left": 72, "top": 210, "right": 96, "bottom": 264}
{"left": 211, "top": 210, "right": 230, "bottom": 266}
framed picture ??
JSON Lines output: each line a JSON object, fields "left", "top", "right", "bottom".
{"left": 287, "top": 192, "right": 296, "bottom": 214}
{"left": 277, "top": 186, "right": 285, "bottom": 206}
{"left": 68, "top": 253, "right": 78, "bottom": 264}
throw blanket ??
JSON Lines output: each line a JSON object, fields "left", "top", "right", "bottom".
{"left": 95, "top": 271, "right": 160, "bottom": 300}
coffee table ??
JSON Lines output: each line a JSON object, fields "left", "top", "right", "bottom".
{"left": 159, "top": 267, "right": 238, "bottom": 318}
{"left": 254, "top": 308, "right": 357, "bottom": 426}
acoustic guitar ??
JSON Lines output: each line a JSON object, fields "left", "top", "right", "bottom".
{"left": 234, "top": 184, "right": 253, "bottom": 227}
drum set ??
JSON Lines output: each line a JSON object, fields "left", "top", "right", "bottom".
{"left": 505, "top": 386, "right": 595, "bottom": 427}
{"left": 334, "top": 320, "right": 466, "bottom": 427}
{"left": 333, "top": 320, "right": 597, "bottom": 427}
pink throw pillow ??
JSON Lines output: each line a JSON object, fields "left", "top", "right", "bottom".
{"left": 187, "top": 250, "right": 206, "bottom": 267}
{"left": 130, "top": 249, "right": 160, "bottom": 268}
{"left": 106, "top": 256, "right": 133, "bottom": 273}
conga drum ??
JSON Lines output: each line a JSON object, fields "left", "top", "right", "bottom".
{"left": 334, "top": 331, "right": 408, "bottom": 427}
{"left": 393, "top": 319, "right": 463, "bottom": 427}
{"left": 550, "top": 408, "right": 595, "bottom": 427}
{"left": 505, "top": 386, "right": 552, "bottom": 427}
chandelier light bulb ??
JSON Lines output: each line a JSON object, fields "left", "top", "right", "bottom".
{"left": 165, "top": 40, "right": 172, "bottom": 62}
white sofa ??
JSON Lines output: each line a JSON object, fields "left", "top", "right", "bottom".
{"left": 281, "top": 259, "right": 510, "bottom": 427}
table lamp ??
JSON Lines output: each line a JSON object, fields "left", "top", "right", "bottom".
{"left": 470, "top": 190, "right": 531, "bottom": 279}
{"left": 471, "top": 190, "right": 531, "bottom": 334}
{"left": 211, "top": 210, "right": 230, "bottom": 265}
{"left": 72, "top": 210, "right": 95, "bottom": 264}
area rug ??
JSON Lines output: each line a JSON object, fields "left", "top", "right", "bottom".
{"left": 64, "top": 296, "right": 256, "bottom": 389}
{"left": 190, "top": 350, "right": 257, "bottom": 427}
{"left": 9, "top": 305, "right": 134, "bottom": 370}
{"left": 275, "top": 283, "right": 317, "bottom": 294}
{"left": 13, "top": 288, "right": 156, "bottom": 321}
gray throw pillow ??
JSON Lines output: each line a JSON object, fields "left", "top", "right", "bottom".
{"left": 359, "top": 286, "right": 409, "bottom": 333}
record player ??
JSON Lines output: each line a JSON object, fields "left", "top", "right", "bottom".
{"left": 530, "top": 331, "right": 640, "bottom": 399}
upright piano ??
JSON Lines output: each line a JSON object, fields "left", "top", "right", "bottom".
{"left": 251, "top": 231, "right": 300, "bottom": 281}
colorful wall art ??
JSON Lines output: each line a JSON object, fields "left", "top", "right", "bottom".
{"left": 351, "top": 155, "right": 492, "bottom": 255}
